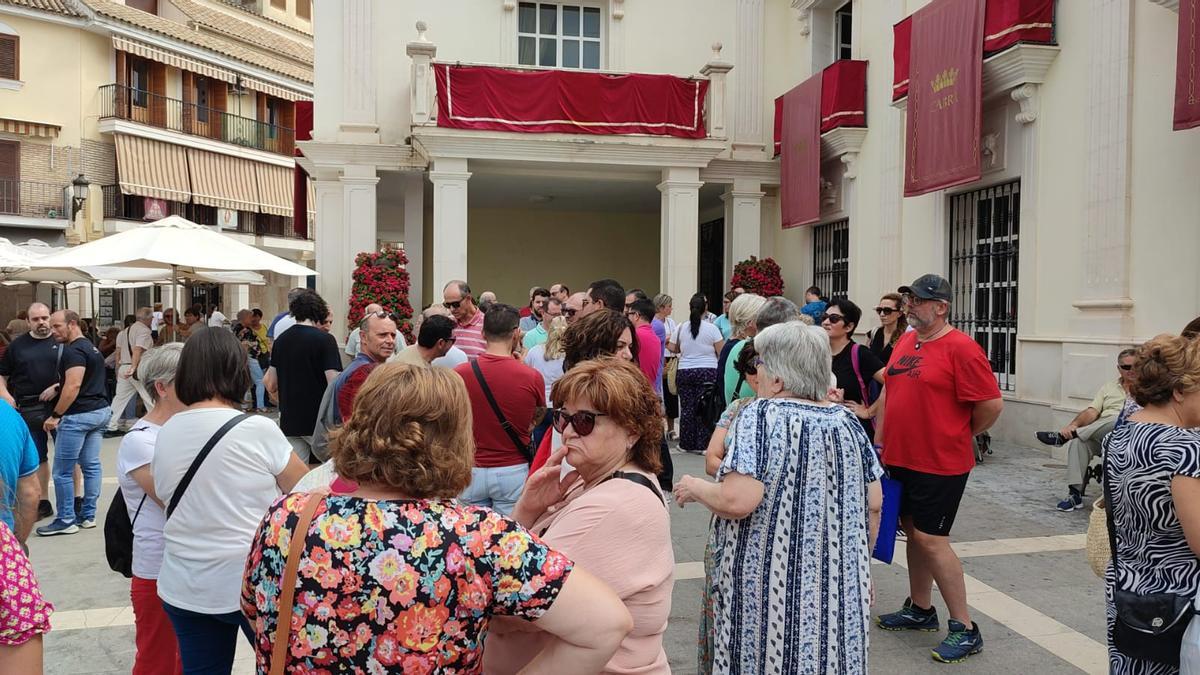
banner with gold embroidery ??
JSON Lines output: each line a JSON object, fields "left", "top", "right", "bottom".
{"left": 1176, "top": 0, "right": 1200, "bottom": 130}
{"left": 904, "top": 0, "right": 985, "bottom": 197}
{"left": 780, "top": 72, "right": 822, "bottom": 228}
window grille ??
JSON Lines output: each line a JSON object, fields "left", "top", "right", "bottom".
{"left": 812, "top": 218, "right": 849, "bottom": 300}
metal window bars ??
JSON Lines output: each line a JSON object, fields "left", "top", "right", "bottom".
{"left": 812, "top": 218, "right": 850, "bottom": 300}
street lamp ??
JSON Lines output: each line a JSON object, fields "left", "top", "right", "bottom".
{"left": 70, "top": 173, "right": 90, "bottom": 221}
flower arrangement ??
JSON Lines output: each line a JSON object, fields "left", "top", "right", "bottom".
{"left": 730, "top": 256, "right": 785, "bottom": 297}
{"left": 348, "top": 247, "right": 415, "bottom": 342}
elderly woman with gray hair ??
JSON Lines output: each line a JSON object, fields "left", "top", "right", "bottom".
{"left": 674, "top": 322, "right": 883, "bottom": 675}
{"left": 114, "top": 343, "right": 186, "bottom": 675}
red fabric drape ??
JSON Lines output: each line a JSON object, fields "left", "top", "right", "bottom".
{"left": 773, "top": 96, "right": 783, "bottom": 157}
{"left": 821, "top": 60, "right": 868, "bottom": 132}
{"left": 904, "top": 0, "right": 985, "bottom": 197}
{"left": 780, "top": 73, "right": 822, "bottom": 229}
{"left": 893, "top": 17, "right": 913, "bottom": 101}
{"left": 1176, "top": 0, "right": 1200, "bottom": 130}
{"left": 433, "top": 64, "right": 708, "bottom": 139}
{"left": 983, "top": 0, "right": 1054, "bottom": 53}
{"left": 293, "top": 100, "right": 313, "bottom": 239}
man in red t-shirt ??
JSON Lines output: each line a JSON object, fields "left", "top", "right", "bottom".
{"left": 875, "top": 274, "right": 1003, "bottom": 664}
{"left": 455, "top": 303, "right": 544, "bottom": 516}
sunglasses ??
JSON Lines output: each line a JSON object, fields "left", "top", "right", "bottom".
{"left": 875, "top": 307, "right": 898, "bottom": 316}
{"left": 563, "top": 308, "right": 578, "bottom": 317}
{"left": 443, "top": 300, "right": 464, "bottom": 310}
{"left": 551, "top": 409, "right": 608, "bottom": 436}
{"left": 818, "top": 313, "right": 846, "bottom": 324}
{"left": 1119, "top": 364, "right": 1134, "bottom": 371}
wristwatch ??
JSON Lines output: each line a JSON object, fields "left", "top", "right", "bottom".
{"left": 49, "top": 411, "right": 63, "bottom": 420}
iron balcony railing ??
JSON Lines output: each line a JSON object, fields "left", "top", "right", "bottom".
{"left": 102, "top": 185, "right": 312, "bottom": 241}
{"left": 99, "top": 84, "right": 296, "bottom": 156}
{"left": 0, "top": 179, "right": 69, "bottom": 220}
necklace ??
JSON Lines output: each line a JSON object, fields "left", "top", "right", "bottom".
{"left": 914, "top": 325, "right": 951, "bottom": 350}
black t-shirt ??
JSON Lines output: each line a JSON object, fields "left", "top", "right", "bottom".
{"left": 270, "top": 325, "right": 342, "bottom": 436}
{"left": 869, "top": 329, "right": 897, "bottom": 368}
{"left": 832, "top": 341, "right": 885, "bottom": 440}
{"left": 0, "top": 333, "right": 61, "bottom": 401}
{"left": 60, "top": 337, "right": 109, "bottom": 415}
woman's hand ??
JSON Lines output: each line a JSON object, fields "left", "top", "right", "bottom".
{"left": 672, "top": 475, "right": 700, "bottom": 507}
{"left": 844, "top": 400, "right": 871, "bottom": 419}
{"left": 828, "top": 388, "right": 845, "bottom": 403}
{"left": 514, "top": 447, "right": 581, "bottom": 523}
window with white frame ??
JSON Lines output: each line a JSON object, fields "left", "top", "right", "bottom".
{"left": 833, "top": 2, "right": 852, "bottom": 62}
{"left": 518, "top": 3, "right": 602, "bottom": 70}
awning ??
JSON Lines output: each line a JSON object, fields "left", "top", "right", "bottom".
{"left": 112, "top": 36, "right": 236, "bottom": 84}
{"left": 186, "top": 149, "right": 260, "bottom": 211}
{"left": 255, "top": 163, "right": 293, "bottom": 216}
{"left": 114, "top": 135, "right": 192, "bottom": 202}
{"left": 240, "top": 76, "right": 310, "bottom": 102}
{"left": 0, "top": 118, "right": 60, "bottom": 139}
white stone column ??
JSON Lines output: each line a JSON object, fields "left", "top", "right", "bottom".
{"left": 658, "top": 167, "right": 703, "bottom": 322}
{"left": 407, "top": 22, "right": 437, "bottom": 126}
{"left": 402, "top": 171, "right": 425, "bottom": 308}
{"left": 608, "top": 0, "right": 626, "bottom": 70}
{"left": 430, "top": 157, "right": 471, "bottom": 296}
{"left": 732, "top": 0, "right": 765, "bottom": 155}
{"left": 313, "top": 167, "right": 347, "bottom": 340}
{"left": 876, "top": 0, "right": 907, "bottom": 293}
{"left": 340, "top": 0, "right": 379, "bottom": 142}
{"left": 338, "top": 165, "right": 379, "bottom": 343}
{"left": 721, "top": 178, "right": 764, "bottom": 288}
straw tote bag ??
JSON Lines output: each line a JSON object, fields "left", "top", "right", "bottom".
{"left": 1086, "top": 498, "right": 1110, "bottom": 578}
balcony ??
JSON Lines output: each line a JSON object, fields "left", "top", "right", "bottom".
{"left": 101, "top": 185, "right": 311, "bottom": 241}
{"left": 0, "top": 179, "right": 69, "bottom": 220}
{"left": 99, "top": 84, "right": 296, "bottom": 156}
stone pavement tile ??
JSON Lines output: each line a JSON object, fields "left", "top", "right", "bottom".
{"left": 44, "top": 624, "right": 136, "bottom": 674}
{"left": 667, "top": 577, "right": 703, "bottom": 674}
{"left": 963, "top": 550, "right": 1107, "bottom": 642}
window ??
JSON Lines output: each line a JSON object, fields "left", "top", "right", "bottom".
{"left": 948, "top": 180, "right": 1020, "bottom": 392}
{"left": 518, "top": 3, "right": 601, "bottom": 69}
{"left": 812, "top": 219, "right": 849, "bottom": 300}
{"left": 266, "top": 98, "right": 280, "bottom": 138}
{"left": 129, "top": 58, "right": 150, "bottom": 107}
{"left": 195, "top": 76, "right": 209, "bottom": 123}
{"left": 0, "top": 34, "right": 16, "bottom": 81}
{"left": 0, "top": 140, "right": 18, "bottom": 216}
{"left": 297, "top": 0, "right": 310, "bottom": 20}
{"left": 271, "top": 0, "right": 286, "bottom": 8}
{"left": 834, "top": 2, "right": 852, "bottom": 61}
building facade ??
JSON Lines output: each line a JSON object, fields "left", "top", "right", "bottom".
{"left": 309, "top": 0, "right": 1196, "bottom": 444}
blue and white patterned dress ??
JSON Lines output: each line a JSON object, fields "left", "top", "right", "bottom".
{"left": 707, "top": 398, "right": 882, "bottom": 675}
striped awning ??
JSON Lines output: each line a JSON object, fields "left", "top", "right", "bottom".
{"left": 187, "top": 148, "right": 260, "bottom": 211}
{"left": 255, "top": 163, "right": 293, "bottom": 216}
{"left": 0, "top": 118, "right": 60, "bottom": 138}
{"left": 240, "top": 76, "right": 310, "bottom": 102}
{"left": 112, "top": 36, "right": 236, "bottom": 84}
{"left": 114, "top": 135, "right": 192, "bottom": 202}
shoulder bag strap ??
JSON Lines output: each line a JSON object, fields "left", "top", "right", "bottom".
{"left": 850, "top": 343, "right": 872, "bottom": 407}
{"left": 130, "top": 494, "right": 148, "bottom": 528}
{"left": 732, "top": 371, "right": 746, "bottom": 400}
{"left": 166, "top": 413, "right": 252, "bottom": 518}
{"left": 607, "top": 471, "right": 665, "bottom": 506}
{"left": 470, "top": 360, "right": 533, "bottom": 462}
{"left": 1102, "top": 446, "right": 1121, "bottom": 579}
{"left": 268, "top": 492, "right": 325, "bottom": 675}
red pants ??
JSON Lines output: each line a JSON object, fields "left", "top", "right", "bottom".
{"left": 130, "top": 576, "right": 183, "bottom": 675}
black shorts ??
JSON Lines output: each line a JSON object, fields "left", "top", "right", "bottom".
{"left": 888, "top": 466, "right": 970, "bottom": 537}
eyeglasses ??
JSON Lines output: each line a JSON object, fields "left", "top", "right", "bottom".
{"left": 901, "top": 293, "right": 925, "bottom": 306}
{"left": 875, "top": 307, "right": 898, "bottom": 316}
{"left": 443, "top": 300, "right": 464, "bottom": 310}
{"left": 1119, "top": 364, "right": 1134, "bottom": 371}
{"left": 563, "top": 308, "right": 578, "bottom": 317}
{"left": 551, "top": 409, "right": 608, "bottom": 436}
{"left": 818, "top": 313, "right": 846, "bottom": 324}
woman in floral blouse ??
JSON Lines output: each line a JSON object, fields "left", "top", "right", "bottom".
{"left": 241, "top": 363, "right": 632, "bottom": 674}
{"left": 0, "top": 519, "right": 52, "bottom": 672}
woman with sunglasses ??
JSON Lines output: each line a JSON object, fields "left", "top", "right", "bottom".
{"left": 487, "top": 358, "right": 673, "bottom": 674}
{"left": 674, "top": 322, "right": 883, "bottom": 675}
{"left": 866, "top": 292, "right": 908, "bottom": 365}
{"left": 822, "top": 298, "right": 887, "bottom": 440}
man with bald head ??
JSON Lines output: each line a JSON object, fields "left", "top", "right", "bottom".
{"left": 344, "top": 303, "right": 385, "bottom": 359}
{"left": 443, "top": 280, "right": 486, "bottom": 359}
{"left": 105, "top": 306, "right": 154, "bottom": 436}
{"left": 0, "top": 303, "right": 64, "bottom": 520}
{"left": 564, "top": 292, "right": 587, "bottom": 325}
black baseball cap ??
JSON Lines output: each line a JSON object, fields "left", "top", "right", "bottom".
{"left": 898, "top": 274, "right": 952, "bottom": 302}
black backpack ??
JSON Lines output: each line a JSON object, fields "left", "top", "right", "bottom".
{"left": 104, "top": 488, "right": 145, "bottom": 578}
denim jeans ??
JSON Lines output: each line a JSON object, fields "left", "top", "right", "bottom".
{"left": 161, "top": 602, "right": 252, "bottom": 675}
{"left": 459, "top": 464, "right": 528, "bottom": 516}
{"left": 53, "top": 407, "right": 111, "bottom": 523}
{"left": 247, "top": 358, "right": 266, "bottom": 409}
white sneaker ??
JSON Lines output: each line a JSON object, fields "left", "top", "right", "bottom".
{"left": 77, "top": 519, "right": 96, "bottom": 529}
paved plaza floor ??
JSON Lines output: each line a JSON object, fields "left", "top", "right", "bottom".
{"left": 31, "top": 435, "right": 1106, "bottom": 674}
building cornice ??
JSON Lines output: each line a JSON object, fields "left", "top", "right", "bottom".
{"left": 1148, "top": 0, "right": 1179, "bottom": 11}
{"left": 820, "top": 126, "right": 868, "bottom": 179}
{"left": 99, "top": 118, "right": 297, "bottom": 168}
{"left": 412, "top": 127, "right": 728, "bottom": 169}
{"left": 296, "top": 140, "right": 425, "bottom": 173}
{"left": 700, "top": 157, "right": 780, "bottom": 185}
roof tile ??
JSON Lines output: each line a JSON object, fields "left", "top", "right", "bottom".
{"left": 166, "top": 0, "right": 312, "bottom": 65}
{"left": 0, "top": 0, "right": 85, "bottom": 17}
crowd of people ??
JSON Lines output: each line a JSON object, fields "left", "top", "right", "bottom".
{"left": 2, "top": 269, "right": 1193, "bottom": 673}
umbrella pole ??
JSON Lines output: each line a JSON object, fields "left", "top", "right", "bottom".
{"left": 61, "top": 282, "right": 69, "bottom": 310}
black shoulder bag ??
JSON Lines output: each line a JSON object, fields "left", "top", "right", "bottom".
{"left": 470, "top": 360, "right": 534, "bottom": 463}
{"left": 166, "top": 413, "right": 252, "bottom": 518}
{"left": 603, "top": 470, "right": 664, "bottom": 506}
{"left": 1104, "top": 446, "right": 1193, "bottom": 667}
{"left": 17, "top": 343, "right": 62, "bottom": 430}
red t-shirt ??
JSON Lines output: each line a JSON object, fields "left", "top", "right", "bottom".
{"left": 455, "top": 354, "right": 545, "bottom": 468}
{"left": 881, "top": 329, "right": 1001, "bottom": 476}
{"left": 634, "top": 323, "right": 663, "bottom": 387}
{"left": 336, "top": 361, "right": 379, "bottom": 422}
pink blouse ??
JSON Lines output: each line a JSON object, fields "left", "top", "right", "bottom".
{"left": 0, "top": 522, "right": 53, "bottom": 646}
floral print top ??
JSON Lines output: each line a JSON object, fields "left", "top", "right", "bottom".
{"left": 241, "top": 494, "right": 573, "bottom": 674}
{"left": 0, "top": 521, "right": 52, "bottom": 646}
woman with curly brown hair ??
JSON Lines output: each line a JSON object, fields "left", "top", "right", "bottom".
{"left": 487, "top": 358, "right": 673, "bottom": 674}
{"left": 1103, "top": 334, "right": 1200, "bottom": 674}
{"left": 561, "top": 309, "right": 637, "bottom": 370}
{"left": 241, "top": 363, "right": 633, "bottom": 674}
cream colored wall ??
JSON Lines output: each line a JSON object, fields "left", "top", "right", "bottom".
{"left": 466, "top": 207, "right": 660, "bottom": 308}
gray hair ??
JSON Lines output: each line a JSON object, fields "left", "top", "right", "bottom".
{"left": 137, "top": 343, "right": 183, "bottom": 403}
{"left": 755, "top": 296, "right": 801, "bottom": 331}
{"left": 755, "top": 322, "right": 831, "bottom": 401}
{"left": 135, "top": 306, "right": 153, "bottom": 321}
{"left": 443, "top": 279, "right": 472, "bottom": 297}
{"left": 653, "top": 293, "right": 673, "bottom": 311}
{"left": 728, "top": 293, "right": 767, "bottom": 338}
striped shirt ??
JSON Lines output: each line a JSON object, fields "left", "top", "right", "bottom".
{"left": 452, "top": 310, "right": 486, "bottom": 359}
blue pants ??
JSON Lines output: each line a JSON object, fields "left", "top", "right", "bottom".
{"left": 162, "top": 602, "right": 252, "bottom": 675}
{"left": 247, "top": 358, "right": 266, "bottom": 409}
{"left": 53, "top": 407, "right": 110, "bottom": 523}
{"left": 460, "top": 464, "right": 528, "bottom": 516}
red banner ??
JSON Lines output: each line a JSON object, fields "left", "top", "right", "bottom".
{"left": 904, "top": 0, "right": 985, "bottom": 197}
{"left": 983, "top": 0, "right": 1054, "bottom": 53}
{"left": 1176, "top": 0, "right": 1200, "bottom": 130}
{"left": 780, "top": 74, "right": 822, "bottom": 228}
{"left": 893, "top": 17, "right": 913, "bottom": 101}
{"left": 821, "top": 60, "right": 868, "bottom": 132}
{"left": 433, "top": 64, "right": 708, "bottom": 139}
{"left": 293, "top": 100, "right": 313, "bottom": 239}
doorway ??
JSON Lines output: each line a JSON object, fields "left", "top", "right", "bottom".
{"left": 698, "top": 217, "right": 725, "bottom": 313}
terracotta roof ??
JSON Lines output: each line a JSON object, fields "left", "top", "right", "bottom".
{"left": 213, "top": 0, "right": 311, "bottom": 38}
{"left": 0, "top": 0, "right": 84, "bottom": 17}
{"left": 166, "top": 0, "right": 312, "bottom": 65}
{"left": 79, "top": 0, "right": 311, "bottom": 83}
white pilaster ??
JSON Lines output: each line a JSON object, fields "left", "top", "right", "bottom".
{"left": 402, "top": 171, "right": 425, "bottom": 307}
{"left": 877, "top": 0, "right": 906, "bottom": 292}
{"left": 500, "top": 3, "right": 517, "bottom": 63}
{"left": 228, "top": 284, "right": 251, "bottom": 314}
{"left": 700, "top": 44, "right": 733, "bottom": 140}
{"left": 721, "top": 178, "right": 764, "bottom": 289}
{"left": 732, "top": 0, "right": 766, "bottom": 155}
{"left": 608, "top": 0, "right": 626, "bottom": 70}
{"left": 314, "top": 168, "right": 347, "bottom": 339}
{"left": 659, "top": 167, "right": 703, "bottom": 322}
{"left": 430, "top": 157, "right": 471, "bottom": 296}
{"left": 340, "top": 0, "right": 379, "bottom": 142}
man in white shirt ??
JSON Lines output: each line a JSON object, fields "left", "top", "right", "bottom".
{"left": 105, "top": 307, "right": 155, "bottom": 435}
{"left": 206, "top": 304, "right": 228, "bottom": 329}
